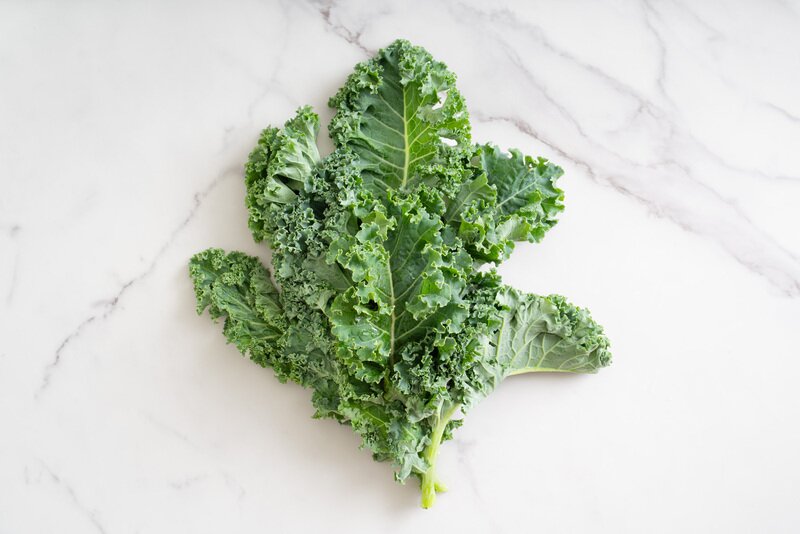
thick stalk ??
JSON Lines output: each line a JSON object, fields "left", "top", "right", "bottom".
{"left": 420, "top": 403, "right": 459, "bottom": 508}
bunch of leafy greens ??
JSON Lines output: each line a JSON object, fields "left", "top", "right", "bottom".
{"left": 190, "top": 39, "right": 611, "bottom": 508}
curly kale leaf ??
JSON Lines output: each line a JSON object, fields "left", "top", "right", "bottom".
{"left": 189, "top": 39, "right": 611, "bottom": 509}
{"left": 328, "top": 40, "right": 472, "bottom": 195}
{"left": 245, "top": 106, "right": 321, "bottom": 241}
{"left": 189, "top": 249, "right": 289, "bottom": 372}
{"left": 495, "top": 288, "right": 612, "bottom": 375}
{"left": 445, "top": 144, "right": 565, "bottom": 263}
{"left": 327, "top": 192, "right": 471, "bottom": 384}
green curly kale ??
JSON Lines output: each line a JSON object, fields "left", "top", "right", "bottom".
{"left": 189, "top": 39, "right": 611, "bottom": 508}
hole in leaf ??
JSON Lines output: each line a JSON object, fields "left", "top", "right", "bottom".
{"left": 440, "top": 137, "right": 457, "bottom": 147}
{"left": 431, "top": 90, "right": 448, "bottom": 110}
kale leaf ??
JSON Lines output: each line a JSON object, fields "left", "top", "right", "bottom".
{"left": 189, "top": 39, "right": 611, "bottom": 508}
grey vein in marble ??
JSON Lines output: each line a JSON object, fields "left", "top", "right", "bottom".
{"left": 309, "top": 0, "right": 375, "bottom": 56}
{"left": 36, "top": 168, "right": 237, "bottom": 397}
{"left": 444, "top": 1, "right": 800, "bottom": 296}
{"left": 39, "top": 463, "right": 108, "bottom": 534}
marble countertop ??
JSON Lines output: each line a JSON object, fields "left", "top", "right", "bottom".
{"left": 2, "top": 1, "right": 799, "bottom": 532}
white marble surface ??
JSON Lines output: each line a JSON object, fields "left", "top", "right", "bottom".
{"left": 2, "top": 1, "right": 800, "bottom": 532}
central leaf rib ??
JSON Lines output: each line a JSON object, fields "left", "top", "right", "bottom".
{"left": 401, "top": 87, "right": 410, "bottom": 188}
{"left": 387, "top": 257, "right": 397, "bottom": 368}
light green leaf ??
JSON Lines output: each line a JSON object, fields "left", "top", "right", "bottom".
{"left": 491, "top": 287, "right": 611, "bottom": 376}
{"left": 189, "top": 248, "right": 285, "bottom": 367}
{"left": 329, "top": 40, "right": 471, "bottom": 194}
{"left": 245, "top": 106, "right": 321, "bottom": 241}
{"left": 479, "top": 144, "right": 564, "bottom": 244}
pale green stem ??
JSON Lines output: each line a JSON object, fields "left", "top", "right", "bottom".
{"left": 420, "top": 403, "right": 459, "bottom": 509}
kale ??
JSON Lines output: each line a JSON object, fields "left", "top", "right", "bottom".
{"left": 190, "top": 39, "right": 611, "bottom": 508}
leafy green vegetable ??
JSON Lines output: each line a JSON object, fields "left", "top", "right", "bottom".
{"left": 189, "top": 39, "right": 611, "bottom": 508}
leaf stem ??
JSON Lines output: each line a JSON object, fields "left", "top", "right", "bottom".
{"left": 420, "top": 403, "right": 459, "bottom": 508}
